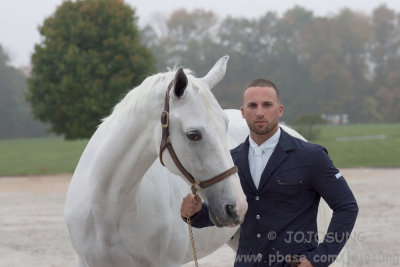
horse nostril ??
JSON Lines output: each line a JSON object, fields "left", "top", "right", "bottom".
{"left": 225, "top": 204, "right": 238, "bottom": 219}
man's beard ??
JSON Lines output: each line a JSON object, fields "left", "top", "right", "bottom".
{"left": 249, "top": 121, "right": 278, "bottom": 136}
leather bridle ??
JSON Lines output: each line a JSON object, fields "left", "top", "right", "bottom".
{"left": 159, "top": 80, "right": 238, "bottom": 194}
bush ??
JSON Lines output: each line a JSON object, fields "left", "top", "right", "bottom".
{"left": 292, "top": 114, "right": 326, "bottom": 141}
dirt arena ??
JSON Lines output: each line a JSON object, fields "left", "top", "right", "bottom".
{"left": 0, "top": 168, "right": 399, "bottom": 267}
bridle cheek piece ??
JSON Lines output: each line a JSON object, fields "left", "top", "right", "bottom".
{"left": 159, "top": 81, "right": 238, "bottom": 194}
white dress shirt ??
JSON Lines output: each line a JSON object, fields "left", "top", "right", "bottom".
{"left": 248, "top": 128, "right": 281, "bottom": 189}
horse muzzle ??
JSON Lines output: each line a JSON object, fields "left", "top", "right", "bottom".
{"left": 209, "top": 203, "right": 242, "bottom": 227}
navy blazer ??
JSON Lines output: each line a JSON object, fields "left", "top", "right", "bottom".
{"left": 190, "top": 128, "right": 358, "bottom": 267}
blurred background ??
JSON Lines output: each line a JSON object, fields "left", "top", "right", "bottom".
{"left": 1, "top": 0, "right": 399, "bottom": 174}
{"left": 0, "top": 1, "right": 399, "bottom": 266}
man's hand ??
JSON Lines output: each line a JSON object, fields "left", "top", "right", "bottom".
{"left": 298, "top": 257, "right": 313, "bottom": 267}
{"left": 180, "top": 194, "right": 202, "bottom": 218}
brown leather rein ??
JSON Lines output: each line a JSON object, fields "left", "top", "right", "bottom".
{"left": 159, "top": 81, "right": 238, "bottom": 194}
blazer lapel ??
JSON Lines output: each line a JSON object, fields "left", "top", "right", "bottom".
{"left": 235, "top": 137, "right": 258, "bottom": 193}
{"left": 258, "top": 129, "right": 295, "bottom": 191}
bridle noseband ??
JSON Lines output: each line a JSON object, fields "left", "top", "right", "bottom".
{"left": 159, "top": 81, "right": 238, "bottom": 194}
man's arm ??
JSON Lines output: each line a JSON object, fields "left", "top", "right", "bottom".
{"left": 180, "top": 194, "right": 215, "bottom": 228}
{"left": 306, "top": 147, "right": 359, "bottom": 267}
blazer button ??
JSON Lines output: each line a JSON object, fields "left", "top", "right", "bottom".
{"left": 256, "top": 214, "right": 260, "bottom": 219}
{"left": 257, "top": 234, "right": 261, "bottom": 238}
{"left": 255, "top": 196, "right": 260, "bottom": 201}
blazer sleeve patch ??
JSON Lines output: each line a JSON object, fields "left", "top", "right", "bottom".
{"left": 335, "top": 172, "right": 343, "bottom": 179}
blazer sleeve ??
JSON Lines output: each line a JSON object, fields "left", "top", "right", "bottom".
{"left": 182, "top": 202, "right": 215, "bottom": 228}
{"left": 306, "top": 147, "right": 359, "bottom": 267}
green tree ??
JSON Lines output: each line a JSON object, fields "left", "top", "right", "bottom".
{"left": 0, "top": 45, "right": 48, "bottom": 139}
{"left": 28, "top": 0, "right": 155, "bottom": 139}
{"left": 143, "top": 9, "right": 234, "bottom": 105}
{"left": 370, "top": 5, "right": 400, "bottom": 121}
{"left": 269, "top": 7, "right": 314, "bottom": 122}
{"left": 144, "top": 6, "right": 400, "bottom": 122}
{"left": 216, "top": 13, "right": 280, "bottom": 108}
{"left": 298, "top": 10, "right": 371, "bottom": 122}
{"left": 370, "top": 5, "right": 398, "bottom": 88}
{"left": 292, "top": 113, "right": 327, "bottom": 141}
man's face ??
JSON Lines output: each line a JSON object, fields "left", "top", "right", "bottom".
{"left": 240, "top": 86, "right": 283, "bottom": 138}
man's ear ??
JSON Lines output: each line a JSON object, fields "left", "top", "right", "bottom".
{"left": 241, "top": 106, "right": 245, "bottom": 118}
{"left": 278, "top": 104, "right": 284, "bottom": 118}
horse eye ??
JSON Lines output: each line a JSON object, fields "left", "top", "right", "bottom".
{"left": 186, "top": 131, "right": 202, "bottom": 141}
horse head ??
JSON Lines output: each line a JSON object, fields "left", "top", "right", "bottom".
{"left": 156, "top": 56, "right": 248, "bottom": 227}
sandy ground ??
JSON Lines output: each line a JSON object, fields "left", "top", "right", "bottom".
{"left": 0, "top": 169, "right": 399, "bottom": 267}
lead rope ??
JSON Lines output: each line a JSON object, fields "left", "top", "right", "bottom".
{"left": 187, "top": 182, "right": 201, "bottom": 267}
{"left": 186, "top": 214, "right": 199, "bottom": 267}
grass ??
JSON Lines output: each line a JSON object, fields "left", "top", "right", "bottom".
{"left": 0, "top": 137, "right": 88, "bottom": 176}
{"left": 0, "top": 123, "right": 399, "bottom": 176}
{"left": 313, "top": 123, "right": 400, "bottom": 168}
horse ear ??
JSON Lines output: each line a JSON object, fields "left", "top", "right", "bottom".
{"left": 173, "top": 67, "right": 188, "bottom": 98}
{"left": 199, "top": 55, "right": 229, "bottom": 90}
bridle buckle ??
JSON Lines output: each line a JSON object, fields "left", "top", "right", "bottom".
{"left": 161, "top": 111, "right": 169, "bottom": 128}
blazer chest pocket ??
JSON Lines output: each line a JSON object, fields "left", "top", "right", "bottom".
{"left": 272, "top": 177, "right": 303, "bottom": 209}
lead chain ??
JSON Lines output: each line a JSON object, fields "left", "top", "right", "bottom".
{"left": 187, "top": 213, "right": 199, "bottom": 267}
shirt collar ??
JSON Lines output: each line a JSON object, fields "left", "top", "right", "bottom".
{"left": 249, "top": 127, "right": 281, "bottom": 155}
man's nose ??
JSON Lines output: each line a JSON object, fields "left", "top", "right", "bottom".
{"left": 256, "top": 107, "right": 264, "bottom": 117}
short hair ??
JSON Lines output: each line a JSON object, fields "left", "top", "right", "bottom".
{"left": 243, "top": 79, "right": 280, "bottom": 100}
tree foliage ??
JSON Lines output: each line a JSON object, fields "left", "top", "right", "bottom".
{"left": 292, "top": 113, "right": 327, "bottom": 141}
{"left": 143, "top": 5, "right": 400, "bottom": 123}
{"left": 0, "top": 45, "right": 47, "bottom": 139}
{"left": 28, "top": 0, "right": 155, "bottom": 139}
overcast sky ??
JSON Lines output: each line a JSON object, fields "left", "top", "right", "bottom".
{"left": 1, "top": 0, "right": 400, "bottom": 67}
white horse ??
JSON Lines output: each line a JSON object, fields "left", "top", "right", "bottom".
{"left": 65, "top": 56, "right": 345, "bottom": 267}
{"left": 65, "top": 56, "right": 248, "bottom": 266}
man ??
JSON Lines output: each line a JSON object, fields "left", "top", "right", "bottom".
{"left": 180, "top": 79, "right": 358, "bottom": 267}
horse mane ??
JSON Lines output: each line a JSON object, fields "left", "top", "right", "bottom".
{"left": 100, "top": 68, "right": 225, "bottom": 129}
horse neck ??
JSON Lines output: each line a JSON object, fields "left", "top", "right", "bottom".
{"left": 89, "top": 89, "right": 163, "bottom": 200}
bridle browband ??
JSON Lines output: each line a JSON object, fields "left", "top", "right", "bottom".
{"left": 159, "top": 80, "right": 238, "bottom": 194}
